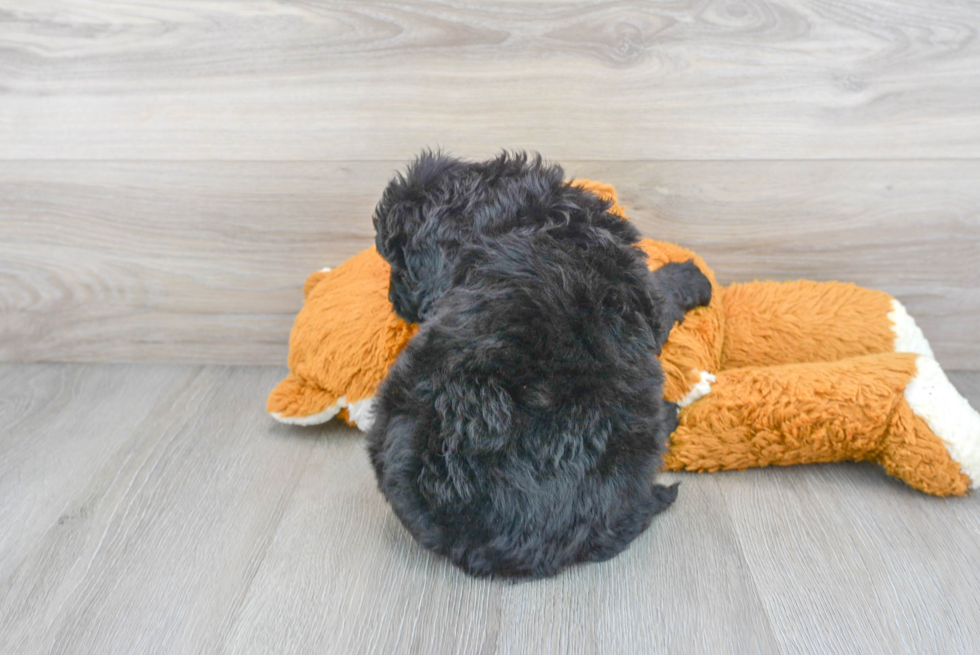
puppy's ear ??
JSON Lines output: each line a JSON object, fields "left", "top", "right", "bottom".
{"left": 372, "top": 151, "right": 466, "bottom": 322}
{"left": 392, "top": 246, "right": 451, "bottom": 323}
{"left": 381, "top": 238, "right": 451, "bottom": 324}
{"left": 373, "top": 150, "right": 461, "bottom": 265}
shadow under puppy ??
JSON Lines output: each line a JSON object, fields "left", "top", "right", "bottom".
{"left": 368, "top": 152, "right": 711, "bottom": 578}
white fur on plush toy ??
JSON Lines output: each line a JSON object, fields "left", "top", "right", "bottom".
{"left": 677, "top": 370, "right": 716, "bottom": 408}
{"left": 889, "top": 299, "right": 935, "bottom": 358}
{"left": 347, "top": 397, "right": 377, "bottom": 431}
{"left": 271, "top": 394, "right": 376, "bottom": 431}
{"left": 906, "top": 356, "right": 980, "bottom": 489}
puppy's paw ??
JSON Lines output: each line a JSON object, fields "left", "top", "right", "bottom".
{"left": 672, "top": 260, "right": 712, "bottom": 311}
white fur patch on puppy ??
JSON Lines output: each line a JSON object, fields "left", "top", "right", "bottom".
{"left": 270, "top": 396, "right": 346, "bottom": 426}
{"left": 889, "top": 299, "right": 935, "bottom": 358}
{"left": 905, "top": 356, "right": 980, "bottom": 488}
{"left": 677, "top": 371, "right": 716, "bottom": 408}
{"left": 347, "top": 397, "right": 377, "bottom": 432}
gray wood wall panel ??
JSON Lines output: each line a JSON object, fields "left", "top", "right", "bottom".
{"left": 1, "top": 0, "right": 978, "bottom": 365}
{"left": 2, "top": 160, "right": 977, "bottom": 367}
{"left": 1, "top": 0, "right": 979, "bottom": 160}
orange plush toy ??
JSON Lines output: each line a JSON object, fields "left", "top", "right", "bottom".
{"left": 268, "top": 181, "right": 980, "bottom": 496}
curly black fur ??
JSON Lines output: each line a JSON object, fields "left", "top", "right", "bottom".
{"left": 368, "top": 151, "right": 712, "bottom": 578}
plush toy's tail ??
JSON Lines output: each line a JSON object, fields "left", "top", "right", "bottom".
{"left": 664, "top": 352, "right": 980, "bottom": 496}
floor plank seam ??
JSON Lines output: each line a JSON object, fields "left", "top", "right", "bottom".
{"left": 707, "top": 476, "right": 787, "bottom": 655}
{"left": 0, "top": 366, "right": 207, "bottom": 597}
{"left": 207, "top": 442, "right": 316, "bottom": 655}
{"left": 49, "top": 368, "right": 213, "bottom": 636}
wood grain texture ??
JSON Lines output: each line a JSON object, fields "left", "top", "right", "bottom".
{"left": 2, "top": 160, "right": 977, "bottom": 367}
{"left": 715, "top": 463, "right": 980, "bottom": 655}
{"left": 0, "top": 363, "right": 195, "bottom": 582}
{"left": 2, "top": 364, "right": 980, "bottom": 653}
{"left": 1, "top": 0, "right": 979, "bottom": 161}
{"left": 0, "top": 366, "right": 315, "bottom": 655}
{"left": 3, "top": 0, "right": 979, "bottom": 648}
{"left": 710, "top": 359, "right": 980, "bottom": 655}
{"left": 222, "top": 443, "right": 778, "bottom": 655}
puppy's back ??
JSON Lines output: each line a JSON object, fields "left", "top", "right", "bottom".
{"left": 369, "top": 232, "right": 676, "bottom": 577}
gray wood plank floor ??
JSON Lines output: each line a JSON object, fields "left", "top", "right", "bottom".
{"left": 2, "top": 363, "right": 978, "bottom": 654}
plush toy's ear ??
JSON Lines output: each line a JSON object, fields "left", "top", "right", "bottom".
{"left": 303, "top": 268, "right": 332, "bottom": 298}
{"left": 569, "top": 179, "right": 628, "bottom": 217}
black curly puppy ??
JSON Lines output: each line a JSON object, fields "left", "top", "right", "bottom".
{"left": 367, "top": 151, "right": 712, "bottom": 578}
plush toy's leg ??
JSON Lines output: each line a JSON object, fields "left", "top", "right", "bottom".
{"left": 720, "top": 281, "right": 932, "bottom": 369}
{"left": 663, "top": 353, "right": 980, "bottom": 496}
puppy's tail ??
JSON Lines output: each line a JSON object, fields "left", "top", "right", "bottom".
{"left": 651, "top": 481, "right": 680, "bottom": 511}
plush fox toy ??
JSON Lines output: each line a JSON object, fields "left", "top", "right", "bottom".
{"left": 268, "top": 181, "right": 980, "bottom": 496}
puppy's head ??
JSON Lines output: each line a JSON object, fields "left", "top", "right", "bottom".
{"left": 372, "top": 149, "right": 634, "bottom": 324}
{"left": 372, "top": 151, "right": 469, "bottom": 323}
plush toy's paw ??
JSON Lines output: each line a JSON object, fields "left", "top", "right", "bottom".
{"left": 889, "top": 298, "right": 936, "bottom": 358}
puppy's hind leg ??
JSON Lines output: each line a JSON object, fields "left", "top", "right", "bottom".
{"left": 580, "top": 482, "right": 679, "bottom": 564}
